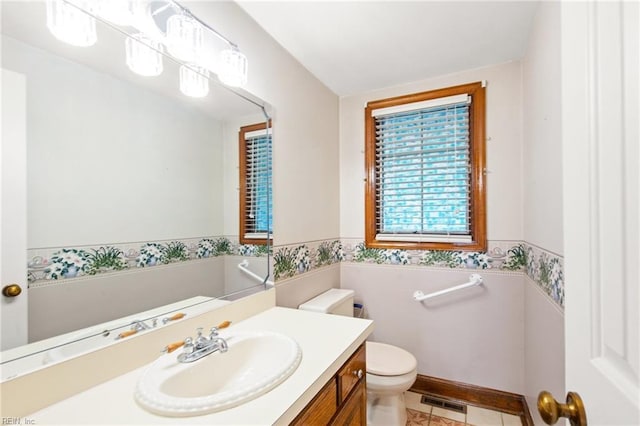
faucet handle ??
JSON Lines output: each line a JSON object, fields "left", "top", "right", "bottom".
{"left": 117, "top": 329, "right": 138, "bottom": 340}
{"left": 162, "top": 340, "right": 186, "bottom": 354}
{"left": 209, "top": 320, "right": 232, "bottom": 337}
{"left": 183, "top": 336, "right": 195, "bottom": 353}
{"left": 162, "top": 312, "right": 186, "bottom": 325}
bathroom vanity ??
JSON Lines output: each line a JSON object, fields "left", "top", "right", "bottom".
{"left": 18, "top": 301, "right": 373, "bottom": 425}
{"left": 291, "top": 343, "right": 366, "bottom": 425}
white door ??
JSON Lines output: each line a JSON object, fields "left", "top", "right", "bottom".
{"left": 560, "top": 1, "right": 639, "bottom": 424}
{"left": 0, "top": 68, "right": 28, "bottom": 350}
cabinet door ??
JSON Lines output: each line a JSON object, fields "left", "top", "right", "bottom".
{"left": 331, "top": 382, "right": 366, "bottom": 426}
{"left": 291, "top": 379, "right": 337, "bottom": 425}
{"left": 338, "top": 344, "right": 366, "bottom": 402}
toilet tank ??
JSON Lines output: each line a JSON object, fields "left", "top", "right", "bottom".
{"left": 298, "top": 289, "right": 355, "bottom": 317}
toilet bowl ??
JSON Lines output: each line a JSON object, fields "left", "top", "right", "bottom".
{"left": 366, "top": 341, "right": 417, "bottom": 426}
{"left": 299, "top": 289, "right": 418, "bottom": 425}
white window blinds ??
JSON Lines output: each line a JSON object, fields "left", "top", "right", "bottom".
{"left": 243, "top": 128, "right": 272, "bottom": 239}
{"left": 372, "top": 95, "right": 473, "bottom": 243}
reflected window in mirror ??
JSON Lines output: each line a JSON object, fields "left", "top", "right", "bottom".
{"left": 239, "top": 121, "right": 272, "bottom": 245}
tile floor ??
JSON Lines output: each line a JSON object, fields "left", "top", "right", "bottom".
{"left": 405, "top": 391, "right": 523, "bottom": 426}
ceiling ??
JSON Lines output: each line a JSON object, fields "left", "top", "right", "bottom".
{"left": 237, "top": 1, "right": 540, "bottom": 96}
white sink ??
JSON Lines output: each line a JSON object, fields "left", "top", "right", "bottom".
{"left": 134, "top": 331, "right": 302, "bottom": 417}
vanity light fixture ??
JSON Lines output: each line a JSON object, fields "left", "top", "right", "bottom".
{"left": 96, "top": 0, "right": 142, "bottom": 27}
{"left": 125, "top": 33, "right": 164, "bottom": 77}
{"left": 165, "top": 12, "right": 204, "bottom": 63}
{"left": 45, "top": 0, "right": 249, "bottom": 93}
{"left": 46, "top": 0, "right": 97, "bottom": 47}
{"left": 218, "top": 47, "right": 248, "bottom": 88}
{"left": 179, "top": 64, "right": 210, "bottom": 98}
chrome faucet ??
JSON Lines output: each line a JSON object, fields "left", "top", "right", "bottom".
{"left": 177, "top": 326, "right": 229, "bottom": 363}
{"left": 131, "top": 319, "right": 152, "bottom": 331}
{"left": 116, "top": 319, "right": 155, "bottom": 339}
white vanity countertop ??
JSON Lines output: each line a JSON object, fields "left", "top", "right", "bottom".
{"left": 28, "top": 306, "right": 374, "bottom": 425}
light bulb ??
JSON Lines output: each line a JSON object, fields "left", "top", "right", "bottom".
{"left": 179, "top": 65, "right": 209, "bottom": 98}
{"left": 125, "top": 33, "right": 163, "bottom": 77}
{"left": 165, "top": 13, "right": 203, "bottom": 63}
{"left": 46, "top": 0, "right": 97, "bottom": 47}
{"left": 218, "top": 47, "right": 248, "bottom": 87}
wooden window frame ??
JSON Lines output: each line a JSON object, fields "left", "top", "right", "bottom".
{"left": 239, "top": 120, "right": 272, "bottom": 246}
{"left": 364, "top": 81, "right": 487, "bottom": 251}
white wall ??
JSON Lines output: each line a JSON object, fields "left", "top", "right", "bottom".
{"left": 188, "top": 2, "right": 341, "bottom": 247}
{"left": 521, "top": 2, "right": 565, "bottom": 420}
{"left": 275, "top": 265, "right": 341, "bottom": 310}
{"left": 524, "top": 277, "right": 565, "bottom": 424}
{"left": 338, "top": 61, "right": 526, "bottom": 394}
{"left": 340, "top": 61, "right": 524, "bottom": 242}
{"left": 28, "top": 259, "right": 226, "bottom": 341}
{"left": 2, "top": 35, "right": 225, "bottom": 248}
{"left": 522, "top": 1, "right": 563, "bottom": 256}
{"left": 179, "top": 2, "right": 566, "bottom": 405}
{"left": 343, "top": 265, "right": 525, "bottom": 394}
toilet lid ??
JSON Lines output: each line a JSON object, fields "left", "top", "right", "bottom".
{"left": 366, "top": 341, "right": 417, "bottom": 376}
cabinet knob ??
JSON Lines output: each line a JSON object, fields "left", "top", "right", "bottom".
{"left": 353, "top": 369, "right": 363, "bottom": 379}
{"left": 2, "top": 284, "right": 22, "bottom": 298}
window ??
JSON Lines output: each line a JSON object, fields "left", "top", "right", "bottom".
{"left": 364, "top": 82, "right": 486, "bottom": 251}
{"left": 239, "top": 121, "right": 272, "bottom": 245}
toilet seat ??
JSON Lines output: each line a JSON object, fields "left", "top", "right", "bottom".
{"left": 366, "top": 341, "right": 417, "bottom": 376}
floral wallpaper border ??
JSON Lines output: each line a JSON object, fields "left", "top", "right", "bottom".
{"left": 272, "top": 240, "right": 344, "bottom": 280}
{"left": 27, "top": 236, "right": 269, "bottom": 284}
{"left": 40, "top": 235, "right": 563, "bottom": 308}
{"left": 523, "top": 243, "right": 564, "bottom": 308}
{"left": 272, "top": 239, "right": 564, "bottom": 309}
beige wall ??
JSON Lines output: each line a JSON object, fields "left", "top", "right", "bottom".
{"left": 339, "top": 60, "right": 524, "bottom": 241}
{"left": 521, "top": 2, "right": 565, "bottom": 420}
{"left": 189, "top": 2, "right": 340, "bottom": 247}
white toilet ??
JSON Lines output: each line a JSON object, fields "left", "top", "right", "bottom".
{"left": 299, "top": 288, "right": 418, "bottom": 426}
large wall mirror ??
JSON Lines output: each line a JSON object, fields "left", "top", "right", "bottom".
{"left": 0, "top": 1, "right": 272, "bottom": 379}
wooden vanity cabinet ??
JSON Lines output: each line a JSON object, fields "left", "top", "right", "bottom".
{"left": 291, "top": 344, "right": 366, "bottom": 425}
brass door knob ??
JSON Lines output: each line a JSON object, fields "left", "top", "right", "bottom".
{"left": 2, "top": 284, "right": 22, "bottom": 298}
{"left": 538, "top": 391, "right": 587, "bottom": 426}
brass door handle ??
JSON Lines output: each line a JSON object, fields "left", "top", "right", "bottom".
{"left": 538, "top": 391, "right": 587, "bottom": 426}
{"left": 2, "top": 284, "right": 22, "bottom": 298}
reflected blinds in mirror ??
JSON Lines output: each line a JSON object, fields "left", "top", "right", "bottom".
{"left": 239, "top": 121, "right": 272, "bottom": 245}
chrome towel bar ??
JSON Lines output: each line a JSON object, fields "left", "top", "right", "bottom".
{"left": 413, "top": 274, "right": 483, "bottom": 302}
